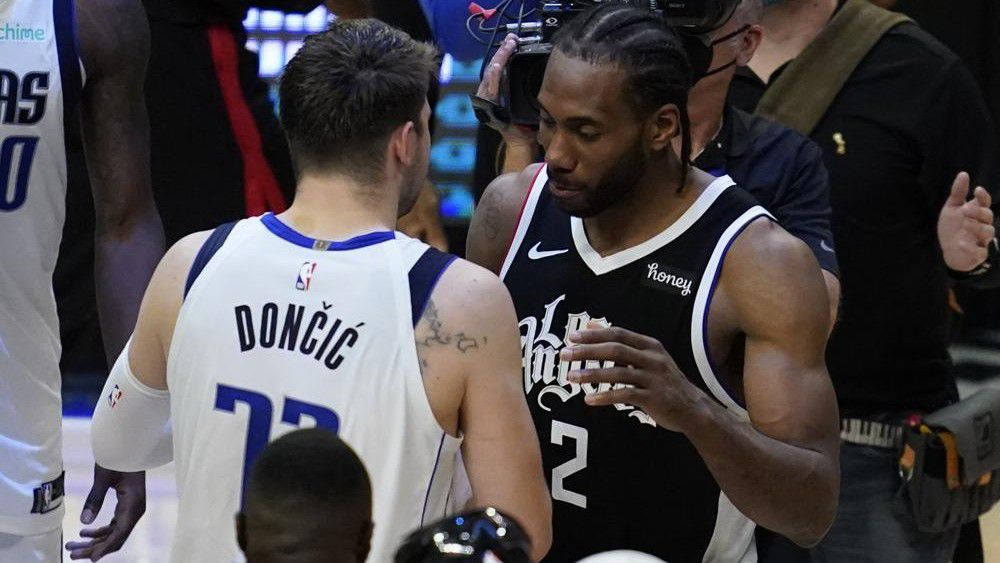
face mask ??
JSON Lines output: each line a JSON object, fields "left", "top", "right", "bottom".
{"left": 681, "top": 24, "right": 751, "bottom": 81}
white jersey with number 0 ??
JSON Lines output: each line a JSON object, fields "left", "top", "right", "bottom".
{"left": 0, "top": 0, "right": 84, "bottom": 535}
{"left": 168, "top": 214, "right": 461, "bottom": 563}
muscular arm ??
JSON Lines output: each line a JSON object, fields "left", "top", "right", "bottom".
{"left": 77, "top": 0, "right": 165, "bottom": 364}
{"left": 747, "top": 120, "right": 841, "bottom": 329}
{"left": 687, "top": 220, "right": 840, "bottom": 546}
{"left": 416, "top": 261, "right": 552, "bottom": 560}
{"left": 466, "top": 163, "right": 540, "bottom": 274}
{"left": 779, "top": 139, "right": 841, "bottom": 329}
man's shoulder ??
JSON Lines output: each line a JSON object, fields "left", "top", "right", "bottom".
{"left": 863, "top": 22, "right": 961, "bottom": 74}
{"left": 484, "top": 163, "right": 544, "bottom": 203}
{"left": 432, "top": 256, "right": 510, "bottom": 310}
{"left": 724, "top": 106, "right": 825, "bottom": 190}
{"left": 730, "top": 106, "right": 816, "bottom": 153}
{"left": 727, "top": 217, "right": 817, "bottom": 278}
{"left": 467, "top": 163, "right": 545, "bottom": 273}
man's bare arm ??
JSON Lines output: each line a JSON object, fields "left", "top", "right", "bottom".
{"left": 417, "top": 260, "right": 552, "bottom": 560}
{"left": 564, "top": 219, "right": 839, "bottom": 547}
{"left": 466, "top": 163, "right": 540, "bottom": 274}
{"left": 688, "top": 220, "right": 840, "bottom": 545}
{"left": 127, "top": 232, "right": 212, "bottom": 391}
{"left": 67, "top": 231, "right": 203, "bottom": 560}
{"left": 77, "top": 0, "right": 164, "bottom": 365}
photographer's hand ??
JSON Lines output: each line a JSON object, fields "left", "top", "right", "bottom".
{"left": 477, "top": 33, "right": 538, "bottom": 173}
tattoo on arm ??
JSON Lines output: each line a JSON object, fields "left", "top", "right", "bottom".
{"left": 481, "top": 190, "right": 505, "bottom": 241}
{"left": 455, "top": 333, "right": 479, "bottom": 352}
{"left": 415, "top": 300, "right": 488, "bottom": 373}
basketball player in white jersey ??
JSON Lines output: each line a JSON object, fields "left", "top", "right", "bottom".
{"left": 0, "top": 0, "right": 164, "bottom": 560}
{"left": 80, "top": 18, "right": 552, "bottom": 563}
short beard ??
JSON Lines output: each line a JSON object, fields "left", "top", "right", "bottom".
{"left": 551, "top": 135, "right": 649, "bottom": 218}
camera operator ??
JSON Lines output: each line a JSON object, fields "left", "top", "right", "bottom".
{"left": 471, "top": 0, "right": 841, "bottom": 329}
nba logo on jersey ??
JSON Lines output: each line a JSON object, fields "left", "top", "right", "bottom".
{"left": 107, "top": 385, "right": 123, "bottom": 408}
{"left": 296, "top": 261, "right": 317, "bottom": 291}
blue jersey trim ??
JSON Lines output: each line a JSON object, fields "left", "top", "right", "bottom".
{"left": 185, "top": 221, "right": 238, "bottom": 299}
{"left": 420, "top": 433, "right": 447, "bottom": 527}
{"left": 702, "top": 213, "right": 772, "bottom": 409}
{"left": 409, "top": 248, "right": 458, "bottom": 326}
{"left": 260, "top": 213, "right": 395, "bottom": 250}
{"left": 53, "top": 0, "right": 82, "bottom": 118}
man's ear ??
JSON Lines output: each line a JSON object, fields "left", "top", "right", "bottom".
{"left": 391, "top": 121, "right": 419, "bottom": 168}
{"left": 649, "top": 104, "right": 681, "bottom": 152}
{"left": 236, "top": 512, "right": 248, "bottom": 553}
{"left": 738, "top": 24, "right": 764, "bottom": 66}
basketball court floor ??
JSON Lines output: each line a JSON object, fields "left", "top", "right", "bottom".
{"left": 60, "top": 377, "right": 1000, "bottom": 562}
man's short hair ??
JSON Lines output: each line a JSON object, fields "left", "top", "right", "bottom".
{"left": 279, "top": 19, "right": 438, "bottom": 183}
{"left": 730, "top": 0, "right": 764, "bottom": 29}
{"left": 246, "top": 427, "right": 371, "bottom": 525}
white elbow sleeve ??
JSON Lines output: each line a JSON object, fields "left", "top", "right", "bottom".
{"left": 91, "top": 343, "right": 173, "bottom": 471}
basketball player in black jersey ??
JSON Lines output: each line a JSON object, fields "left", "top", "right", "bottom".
{"left": 467, "top": 5, "right": 840, "bottom": 562}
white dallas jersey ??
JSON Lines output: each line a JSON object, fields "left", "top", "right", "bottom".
{"left": 0, "top": 0, "right": 83, "bottom": 534}
{"left": 168, "top": 214, "right": 461, "bottom": 563}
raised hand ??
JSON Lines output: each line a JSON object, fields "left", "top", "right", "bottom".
{"left": 938, "top": 171, "right": 995, "bottom": 272}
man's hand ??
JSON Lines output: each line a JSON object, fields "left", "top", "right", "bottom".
{"left": 477, "top": 34, "right": 537, "bottom": 148}
{"left": 938, "top": 171, "right": 995, "bottom": 272}
{"left": 65, "top": 465, "right": 146, "bottom": 561}
{"left": 398, "top": 181, "right": 448, "bottom": 251}
{"left": 561, "top": 322, "right": 704, "bottom": 433}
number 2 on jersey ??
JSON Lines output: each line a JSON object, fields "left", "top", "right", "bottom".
{"left": 215, "top": 384, "right": 340, "bottom": 507}
{"left": 0, "top": 136, "right": 39, "bottom": 211}
{"left": 551, "top": 420, "right": 588, "bottom": 509}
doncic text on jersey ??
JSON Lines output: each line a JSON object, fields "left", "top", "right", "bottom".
{"left": 233, "top": 302, "right": 365, "bottom": 371}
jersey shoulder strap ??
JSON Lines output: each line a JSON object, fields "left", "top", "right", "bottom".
{"left": 183, "top": 221, "right": 238, "bottom": 299}
{"left": 408, "top": 247, "right": 457, "bottom": 326}
{"left": 54, "top": 0, "right": 83, "bottom": 115}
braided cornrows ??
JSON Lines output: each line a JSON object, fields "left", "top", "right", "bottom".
{"left": 552, "top": 3, "right": 694, "bottom": 191}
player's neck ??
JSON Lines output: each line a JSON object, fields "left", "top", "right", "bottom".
{"left": 752, "top": 0, "right": 837, "bottom": 83}
{"left": 583, "top": 161, "right": 708, "bottom": 257}
{"left": 281, "top": 174, "right": 398, "bottom": 240}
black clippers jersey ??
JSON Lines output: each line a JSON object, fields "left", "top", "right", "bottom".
{"left": 502, "top": 167, "right": 772, "bottom": 563}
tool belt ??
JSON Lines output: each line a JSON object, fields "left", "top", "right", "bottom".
{"left": 841, "top": 417, "right": 905, "bottom": 449}
{"left": 897, "top": 388, "right": 1000, "bottom": 532}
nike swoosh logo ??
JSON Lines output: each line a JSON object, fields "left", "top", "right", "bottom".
{"left": 820, "top": 240, "right": 835, "bottom": 253}
{"left": 528, "top": 242, "right": 569, "bottom": 260}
